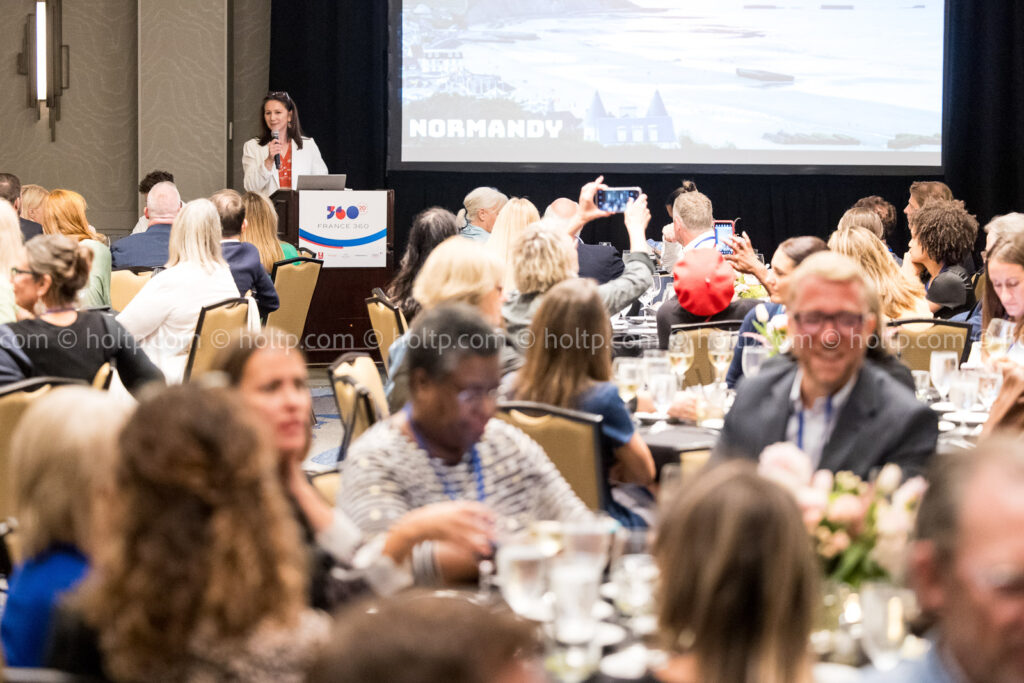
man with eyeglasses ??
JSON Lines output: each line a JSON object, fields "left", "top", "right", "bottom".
{"left": 863, "top": 441, "right": 1024, "bottom": 683}
{"left": 713, "top": 251, "right": 938, "bottom": 478}
{"left": 339, "top": 303, "right": 586, "bottom": 586}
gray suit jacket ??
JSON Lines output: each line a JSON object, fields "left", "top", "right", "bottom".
{"left": 713, "top": 358, "right": 938, "bottom": 478}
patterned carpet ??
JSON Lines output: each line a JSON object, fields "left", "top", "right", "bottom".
{"left": 305, "top": 385, "right": 344, "bottom": 470}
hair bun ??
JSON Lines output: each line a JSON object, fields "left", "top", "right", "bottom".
{"left": 680, "top": 180, "right": 697, "bottom": 193}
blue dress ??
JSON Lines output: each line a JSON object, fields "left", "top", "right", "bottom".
{"left": 1, "top": 545, "right": 89, "bottom": 667}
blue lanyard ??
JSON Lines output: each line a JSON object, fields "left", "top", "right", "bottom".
{"left": 403, "top": 404, "right": 486, "bottom": 502}
{"left": 796, "top": 395, "right": 834, "bottom": 452}
{"left": 693, "top": 234, "right": 716, "bottom": 249}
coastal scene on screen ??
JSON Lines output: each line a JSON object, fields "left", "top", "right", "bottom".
{"left": 398, "top": 0, "right": 944, "bottom": 167}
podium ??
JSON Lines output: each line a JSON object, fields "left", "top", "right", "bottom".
{"left": 271, "top": 188, "right": 395, "bottom": 363}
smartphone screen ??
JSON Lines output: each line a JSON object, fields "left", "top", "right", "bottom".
{"left": 596, "top": 187, "right": 641, "bottom": 213}
{"left": 714, "top": 221, "right": 735, "bottom": 255}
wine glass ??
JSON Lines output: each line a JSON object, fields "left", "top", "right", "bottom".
{"left": 983, "top": 318, "right": 1016, "bottom": 362}
{"left": 860, "top": 582, "right": 911, "bottom": 672}
{"left": 929, "top": 351, "right": 958, "bottom": 403}
{"left": 911, "top": 369, "right": 932, "bottom": 402}
{"left": 668, "top": 332, "right": 695, "bottom": 390}
{"left": 707, "top": 331, "right": 736, "bottom": 385}
{"left": 613, "top": 357, "right": 642, "bottom": 404}
{"left": 741, "top": 343, "right": 768, "bottom": 378}
{"left": 978, "top": 369, "right": 1002, "bottom": 412}
{"left": 496, "top": 542, "right": 549, "bottom": 621}
{"left": 947, "top": 370, "right": 979, "bottom": 434}
{"left": 644, "top": 356, "right": 674, "bottom": 432}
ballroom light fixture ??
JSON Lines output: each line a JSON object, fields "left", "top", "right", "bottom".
{"left": 16, "top": 0, "right": 69, "bottom": 141}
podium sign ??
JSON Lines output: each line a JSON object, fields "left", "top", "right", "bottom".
{"left": 298, "top": 191, "right": 388, "bottom": 268}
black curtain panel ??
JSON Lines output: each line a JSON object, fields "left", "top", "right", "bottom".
{"left": 270, "top": 0, "right": 1024, "bottom": 260}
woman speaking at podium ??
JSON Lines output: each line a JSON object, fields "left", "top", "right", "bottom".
{"left": 242, "top": 91, "right": 328, "bottom": 195}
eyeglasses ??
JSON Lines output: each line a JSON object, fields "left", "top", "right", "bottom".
{"left": 10, "top": 267, "right": 34, "bottom": 278}
{"left": 792, "top": 311, "right": 865, "bottom": 333}
{"left": 456, "top": 385, "right": 500, "bottom": 406}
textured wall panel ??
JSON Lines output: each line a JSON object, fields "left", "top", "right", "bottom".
{"left": 138, "top": 0, "right": 228, "bottom": 203}
{"left": 231, "top": 0, "right": 271, "bottom": 191}
{"left": 0, "top": 0, "right": 138, "bottom": 237}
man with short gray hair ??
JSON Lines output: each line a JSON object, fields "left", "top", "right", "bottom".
{"left": 110, "top": 181, "right": 182, "bottom": 269}
{"left": 661, "top": 190, "right": 716, "bottom": 268}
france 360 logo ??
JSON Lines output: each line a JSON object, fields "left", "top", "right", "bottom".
{"left": 326, "top": 205, "right": 365, "bottom": 220}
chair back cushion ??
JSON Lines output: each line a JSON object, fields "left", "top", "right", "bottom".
{"left": 184, "top": 298, "right": 249, "bottom": 380}
{"left": 266, "top": 257, "right": 322, "bottom": 342}
{"left": 110, "top": 270, "right": 152, "bottom": 312}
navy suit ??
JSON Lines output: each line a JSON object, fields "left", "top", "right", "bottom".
{"left": 110, "top": 223, "right": 172, "bottom": 270}
{"left": 19, "top": 217, "right": 42, "bottom": 242}
{"left": 577, "top": 241, "right": 624, "bottom": 284}
{"left": 220, "top": 241, "right": 279, "bottom": 318}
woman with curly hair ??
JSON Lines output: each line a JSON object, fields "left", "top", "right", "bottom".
{"left": 48, "top": 384, "right": 328, "bottom": 681}
{"left": 385, "top": 207, "right": 460, "bottom": 322}
{"left": 907, "top": 199, "right": 979, "bottom": 319}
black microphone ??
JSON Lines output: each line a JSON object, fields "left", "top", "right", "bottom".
{"left": 272, "top": 130, "right": 281, "bottom": 170}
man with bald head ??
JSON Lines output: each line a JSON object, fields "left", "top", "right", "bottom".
{"left": 543, "top": 197, "right": 624, "bottom": 284}
{"left": 110, "top": 181, "right": 181, "bottom": 269}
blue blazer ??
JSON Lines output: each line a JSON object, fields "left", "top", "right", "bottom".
{"left": 110, "top": 223, "right": 172, "bottom": 270}
{"left": 577, "top": 241, "right": 625, "bottom": 284}
{"left": 19, "top": 217, "right": 43, "bottom": 242}
{"left": 221, "top": 241, "right": 280, "bottom": 317}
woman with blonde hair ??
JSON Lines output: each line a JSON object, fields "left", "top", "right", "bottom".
{"left": 652, "top": 461, "right": 818, "bottom": 683}
{"left": 837, "top": 206, "right": 885, "bottom": 240}
{"left": 485, "top": 197, "right": 540, "bottom": 292}
{"left": 511, "top": 279, "right": 656, "bottom": 527}
{"left": 40, "top": 189, "right": 110, "bottom": 308}
{"left": 117, "top": 198, "right": 241, "bottom": 382}
{"left": 48, "top": 384, "right": 329, "bottom": 681}
{"left": 456, "top": 186, "right": 508, "bottom": 242}
{"left": 19, "top": 183, "right": 48, "bottom": 224}
{"left": 0, "top": 388, "right": 132, "bottom": 667}
{"left": 385, "top": 235, "right": 519, "bottom": 411}
{"left": 6, "top": 234, "right": 163, "bottom": 392}
{"left": 828, "top": 226, "right": 930, "bottom": 320}
{"left": 0, "top": 201, "right": 24, "bottom": 323}
{"left": 242, "top": 191, "right": 297, "bottom": 272}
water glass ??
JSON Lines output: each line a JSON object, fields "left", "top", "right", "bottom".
{"left": 562, "top": 516, "right": 615, "bottom": 573}
{"left": 496, "top": 543, "right": 549, "bottom": 620}
{"left": 741, "top": 344, "right": 769, "bottom": 378}
{"left": 948, "top": 370, "right": 979, "bottom": 433}
{"left": 611, "top": 554, "right": 659, "bottom": 634}
{"left": 860, "top": 582, "right": 911, "bottom": 671}
{"left": 911, "top": 370, "right": 931, "bottom": 402}
{"left": 929, "top": 351, "right": 958, "bottom": 401}
{"left": 978, "top": 369, "right": 1002, "bottom": 411}
{"left": 550, "top": 560, "right": 602, "bottom": 644}
{"left": 983, "top": 318, "right": 1016, "bottom": 362}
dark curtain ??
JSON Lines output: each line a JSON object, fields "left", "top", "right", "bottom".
{"left": 271, "top": 0, "right": 1024, "bottom": 260}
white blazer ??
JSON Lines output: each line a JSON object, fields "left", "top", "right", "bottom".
{"left": 242, "top": 136, "right": 328, "bottom": 195}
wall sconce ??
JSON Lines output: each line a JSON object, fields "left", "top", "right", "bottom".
{"left": 16, "top": 0, "right": 69, "bottom": 141}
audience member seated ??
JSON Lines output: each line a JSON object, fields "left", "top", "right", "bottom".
{"left": 660, "top": 184, "right": 715, "bottom": 269}
{"left": 828, "top": 226, "right": 930, "bottom": 320}
{"left": 40, "top": 189, "right": 111, "bottom": 308}
{"left": 903, "top": 180, "right": 976, "bottom": 274}
{"left": 714, "top": 252, "right": 938, "bottom": 478}
{"left": 863, "top": 441, "right": 1024, "bottom": 683}
{"left": 0, "top": 388, "right": 131, "bottom": 667}
{"left": 0, "top": 202, "right": 24, "bottom": 323}
{"left": 18, "top": 183, "right": 48, "bottom": 226}
{"left": 0, "top": 173, "right": 43, "bottom": 242}
{"left": 241, "top": 191, "right": 297, "bottom": 271}
{"left": 457, "top": 186, "right": 508, "bottom": 242}
{"left": 509, "top": 279, "right": 656, "bottom": 527}
{"left": 109, "top": 181, "right": 181, "bottom": 270}
{"left": 4, "top": 235, "right": 164, "bottom": 393}
{"left": 725, "top": 236, "right": 827, "bottom": 389}
{"left": 385, "top": 206, "right": 460, "bottom": 323}
{"left": 129, "top": 169, "right": 175, "bottom": 234}
{"left": 953, "top": 213, "right": 1024, "bottom": 342}
{"left": 386, "top": 235, "right": 520, "bottom": 412}
{"left": 837, "top": 206, "right": 885, "bottom": 239}
{"left": 308, "top": 593, "right": 544, "bottom": 683}
{"left": 656, "top": 249, "right": 758, "bottom": 349}
{"left": 646, "top": 461, "right": 819, "bottom": 683}
{"left": 543, "top": 197, "right": 624, "bottom": 285}
{"left": 47, "top": 384, "right": 330, "bottom": 681}
{"left": 210, "top": 189, "right": 280, "bottom": 318}
{"left": 485, "top": 197, "right": 540, "bottom": 292}
{"left": 503, "top": 181, "right": 655, "bottom": 349}
{"left": 340, "top": 305, "right": 587, "bottom": 585}
{"left": 116, "top": 199, "right": 241, "bottom": 382}
{"left": 853, "top": 194, "right": 900, "bottom": 254}
{"left": 216, "top": 329, "right": 496, "bottom": 605}
{"left": 982, "top": 229, "right": 1024, "bottom": 362}
{"left": 908, "top": 199, "right": 979, "bottom": 319}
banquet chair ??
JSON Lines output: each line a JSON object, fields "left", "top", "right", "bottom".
{"left": 266, "top": 256, "right": 323, "bottom": 345}
{"left": 888, "top": 318, "right": 972, "bottom": 372}
{"left": 110, "top": 268, "right": 153, "bottom": 312}
{"left": 182, "top": 297, "right": 250, "bottom": 381}
{"left": 496, "top": 401, "right": 606, "bottom": 510}
{"left": 0, "top": 378, "right": 88, "bottom": 520}
{"left": 669, "top": 320, "right": 744, "bottom": 388}
{"left": 365, "top": 288, "right": 408, "bottom": 371}
{"left": 298, "top": 246, "right": 316, "bottom": 258}
{"left": 330, "top": 352, "right": 388, "bottom": 462}
{"left": 310, "top": 469, "right": 342, "bottom": 505}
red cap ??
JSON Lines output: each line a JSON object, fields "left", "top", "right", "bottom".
{"left": 673, "top": 249, "right": 735, "bottom": 316}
